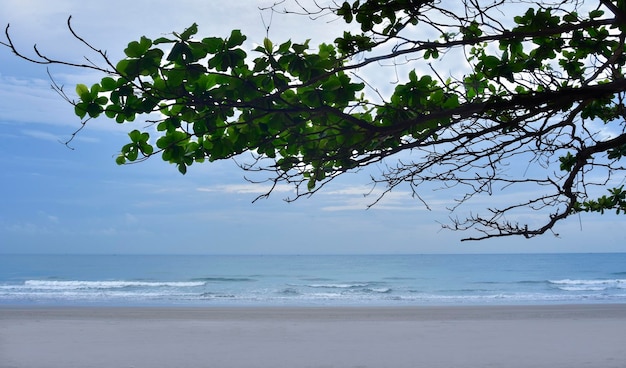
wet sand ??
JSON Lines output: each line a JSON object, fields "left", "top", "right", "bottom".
{"left": 1, "top": 304, "right": 625, "bottom": 368}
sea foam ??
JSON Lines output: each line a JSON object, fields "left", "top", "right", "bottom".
{"left": 548, "top": 279, "right": 626, "bottom": 291}
{"left": 22, "top": 280, "right": 205, "bottom": 289}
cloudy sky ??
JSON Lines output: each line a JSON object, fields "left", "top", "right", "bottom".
{"left": 1, "top": 1, "right": 624, "bottom": 254}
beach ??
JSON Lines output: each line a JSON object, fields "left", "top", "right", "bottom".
{"left": 1, "top": 304, "right": 625, "bottom": 368}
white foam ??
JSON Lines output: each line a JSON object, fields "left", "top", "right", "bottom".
{"left": 306, "top": 283, "right": 369, "bottom": 289}
{"left": 2, "top": 276, "right": 626, "bottom": 306}
{"left": 557, "top": 286, "right": 607, "bottom": 291}
{"left": 548, "top": 279, "right": 625, "bottom": 291}
{"left": 549, "top": 278, "right": 625, "bottom": 285}
{"left": 22, "top": 280, "right": 205, "bottom": 290}
{"left": 370, "top": 288, "right": 392, "bottom": 293}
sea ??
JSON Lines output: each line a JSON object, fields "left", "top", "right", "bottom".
{"left": 1, "top": 253, "right": 625, "bottom": 307}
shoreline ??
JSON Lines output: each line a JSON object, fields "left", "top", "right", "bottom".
{"left": 2, "top": 304, "right": 625, "bottom": 368}
{"left": 2, "top": 302, "right": 626, "bottom": 319}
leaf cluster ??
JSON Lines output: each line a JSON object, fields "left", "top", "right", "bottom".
{"left": 81, "top": 23, "right": 370, "bottom": 178}
{"left": 574, "top": 186, "right": 626, "bottom": 214}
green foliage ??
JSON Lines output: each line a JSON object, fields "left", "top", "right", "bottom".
{"left": 559, "top": 152, "right": 577, "bottom": 172}
{"left": 52, "top": 0, "right": 626, "bottom": 239}
{"left": 335, "top": 0, "right": 421, "bottom": 34}
{"left": 74, "top": 83, "right": 108, "bottom": 119}
{"left": 574, "top": 187, "right": 626, "bottom": 214}
{"left": 80, "top": 23, "right": 369, "bottom": 176}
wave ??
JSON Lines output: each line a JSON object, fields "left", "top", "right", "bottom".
{"left": 516, "top": 280, "right": 546, "bottom": 285}
{"left": 305, "top": 283, "right": 370, "bottom": 289}
{"left": 191, "top": 277, "right": 256, "bottom": 283}
{"left": 200, "top": 292, "right": 236, "bottom": 299}
{"left": 548, "top": 279, "right": 626, "bottom": 291}
{"left": 3, "top": 276, "right": 625, "bottom": 306}
{"left": 364, "top": 288, "right": 392, "bottom": 294}
{"left": 388, "top": 289, "right": 626, "bottom": 304}
{"left": 15, "top": 280, "right": 206, "bottom": 290}
{"left": 300, "top": 277, "right": 334, "bottom": 282}
{"left": 556, "top": 286, "right": 608, "bottom": 292}
{"left": 278, "top": 288, "right": 301, "bottom": 295}
{"left": 3, "top": 286, "right": 625, "bottom": 306}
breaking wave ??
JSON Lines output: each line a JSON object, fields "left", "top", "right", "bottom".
{"left": 548, "top": 279, "right": 626, "bottom": 291}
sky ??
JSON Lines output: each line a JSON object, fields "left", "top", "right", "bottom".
{"left": 0, "top": 1, "right": 624, "bottom": 255}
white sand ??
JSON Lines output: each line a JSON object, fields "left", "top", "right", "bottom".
{"left": 1, "top": 304, "right": 625, "bottom": 368}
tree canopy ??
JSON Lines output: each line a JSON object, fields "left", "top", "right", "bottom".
{"left": 3, "top": 0, "right": 626, "bottom": 240}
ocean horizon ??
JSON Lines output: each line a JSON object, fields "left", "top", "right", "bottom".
{"left": 1, "top": 253, "right": 625, "bottom": 307}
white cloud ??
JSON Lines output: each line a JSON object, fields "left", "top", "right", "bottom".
{"left": 584, "top": 119, "right": 621, "bottom": 141}
{"left": 90, "top": 227, "right": 118, "bottom": 236}
{"left": 0, "top": 75, "right": 72, "bottom": 126}
{"left": 321, "top": 193, "right": 433, "bottom": 212}
{"left": 124, "top": 213, "right": 138, "bottom": 224}
{"left": 46, "top": 215, "right": 60, "bottom": 223}
{"left": 21, "top": 129, "right": 62, "bottom": 142}
{"left": 3, "top": 221, "right": 48, "bottom": 233}
{"left": 197, "top": 183, "right": 294, "bottom": 195}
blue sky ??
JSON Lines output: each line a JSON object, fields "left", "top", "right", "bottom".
{"left": 1, "top": 1, "right": 624, "bottom": 254}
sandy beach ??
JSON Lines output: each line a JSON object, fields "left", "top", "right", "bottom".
{"left": 1, "top": 304, "right": 625, "bottom": 368}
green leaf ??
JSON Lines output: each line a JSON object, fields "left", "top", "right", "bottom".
{"left": 337, "top": 1, "right": 353, "bottom": 23}
{"left": 116, "top": 59, "right": 141, "bottom": 78}
{"left": 90, "top": 84, "right": 101, "bottom": 96}
{"left": 129, "top": 129, "right": 142, "bottom": 142}
{"left": 127, "top": 147, "right": 139, "bottom": 161}
{"left": 141, "top": 143, "right": 154, "bottom": 155}
{"left": 166, "top": 42, "right": 187, "bottom": 62}
{"left": 100, "top": 77, "right": 117, "bottom": 91}
{"left": 202, "top": 37, "right": 223, "bottom": 53}
{"left": 589, "top": 9, "right": 604, "bottom": 19}
{"left": 481, "top": 55, "right": 500, "bottom": 69}
{"left": 322, "top": 76, "right": 342, "bottom": 91}
{"left": 277, "top": 40, "right": 292, "bottom": 53}
{"left": 104, "top": 105, "right": 119, "bottom": 118}
{"left": 74, "top": 102, "right": 88, "bottom": 119}
{"left": 559, "top": 152, "right": 576, "bottom": 172}
{"left": 124, "top": 36, "right": 152, "bottom": 58}
{"left": 226, "top": 30, "right": 246, "bottom": 48}
{"left": 86, "top": 102, "right": 102, "bottom": 118}
{"left": 292, "top": 40, "right": 310, "bottom": 54}
{"left": 153, "top": 37, "right": 175, "bottom": 44}
{"left": 179, "top": 23, "right": 198, "bottom": 40}
{"left": 75, "top": 84, "right": 90, "bottom": 101}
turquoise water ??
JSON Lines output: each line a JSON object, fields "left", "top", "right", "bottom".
{"left": 0, "top": 253, "right": 625, "bottom": 306}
